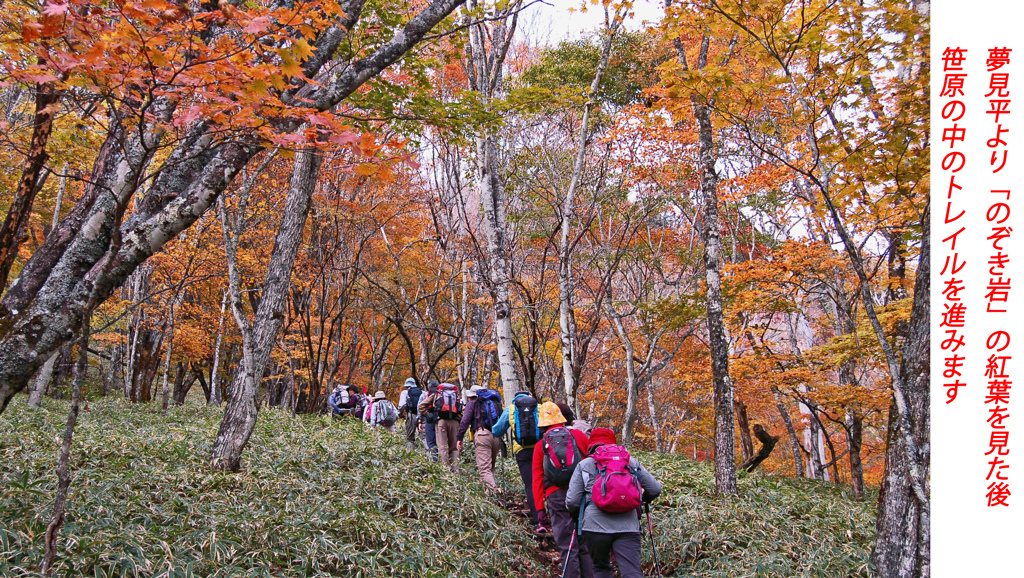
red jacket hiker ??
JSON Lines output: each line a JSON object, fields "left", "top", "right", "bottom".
{"left": 533, "top": 423, "right": 589, "bottom": 512}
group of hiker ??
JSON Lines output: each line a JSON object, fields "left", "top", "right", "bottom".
{"left": 328, "top": 379, "right": 662, "bottom": 578}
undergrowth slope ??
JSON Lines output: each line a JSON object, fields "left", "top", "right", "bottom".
{"left": 0, "top": 398, "right": 543, "bottom": 577}
{"left": 1, "top": 398, "right": 876, "bottom": 577}
{"left": 634, "top": 452, "right": 876, "bottom": 577}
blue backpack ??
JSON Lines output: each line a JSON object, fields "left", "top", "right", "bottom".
{"left": 475, "top": 389, "right": 503, "bottom": 430}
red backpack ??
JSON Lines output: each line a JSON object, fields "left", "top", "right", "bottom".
{"left": 434, "top": 383, "right": 462, "bottom": 420}
{"left": 590, "top": 445, "right": 643, "bottom": 513}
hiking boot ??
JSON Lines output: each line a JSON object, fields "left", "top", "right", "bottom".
{"left": 532, "top": 523, "right": 550, "bottom": 534}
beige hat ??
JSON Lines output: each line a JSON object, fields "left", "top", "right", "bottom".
{"left": 373, "top": 391, "right": 387, "bottom": 401}
{"left": 466, "top": 386, "right": 481, "bottom": 398}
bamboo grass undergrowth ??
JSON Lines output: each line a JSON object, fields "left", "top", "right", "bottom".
{"left": 2, "top": 398, "right": 875, "bottom": 577}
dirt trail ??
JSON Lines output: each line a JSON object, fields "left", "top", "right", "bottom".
{"left": 494, "top": 490, "right": 561, "bottom": 577}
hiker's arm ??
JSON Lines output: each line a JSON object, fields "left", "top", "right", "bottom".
{"left": 456, "top": 400, "right": 473, "bottom": 442}
{"left": 636, "top": 462, "right": 662, "bottom": 502}
{"left": 328, "top": 395, "right": 340, "bottom": 413}
{"left": 491, "top": 407, "right": 511, "bottom": 437}
{"left": 572, "top": 430, "right": 589, "bottom": 455}
{"left": 565, "top": 465, "right": 585, "bottom": 516}
{"left": 417, "top": 393, "right": 432, "bottom": 416}
{"left": 532, "top": 439, "right": 545, "bottom": 512}
{"left": 398, "top": 390, "right": 409, "bottom": 416}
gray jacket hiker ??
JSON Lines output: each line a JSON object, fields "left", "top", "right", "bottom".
{"left": 565, "top": 456, "right": 661, "bottom": 534}
{"left": 398, "top": 378, "right": 421, "bottom": 449}
{"left": 565, "top": 427, "right": 661, "bottom": 578}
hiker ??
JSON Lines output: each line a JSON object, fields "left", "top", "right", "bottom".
{"left": 363, "top": 391, "right": 400, "bottom": 433}
{"left": 492, "top": 390, "right": 547, "bottom": 531}
{"left": 329, "top": 384, "right": 365, "bottom": 418}
{"left": 398, "top": 378, "right": 423, "bottom": 449}
{"left": 418, "top": 379, "right": 440, "bottom": 461}
{"left": 566, "top": 428, "right": 662, "bottom": 578}
{"left": 418, "top": 381, "right": 462, "bottom": 471}
{"left": 457, "top": 386, "right": 504, "bottom": 491}
{"left": 533, "top": 401, "right": 594, "bottom": 578}
{"left": 556, "top": 402, "right": 593, "bottom": 436}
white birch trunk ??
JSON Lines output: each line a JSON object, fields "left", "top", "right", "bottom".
{"left": 27, "top": 351, "right": 58, "bottom": 408}
{"left": 558, "top": 11, "right": 620, "bottom": 413}
{"left": 209, "top": 290, "right": 227, "bottom": 405}
{"left": 466, "top": 0, "right": 523, "bottom": 408}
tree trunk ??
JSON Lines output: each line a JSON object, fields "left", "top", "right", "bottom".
{"left": 847, "top": 410, "right": 865, "bottom": 500}
{"left": 0, "top": 71, "right": 62, "bottom": 291}
{"left": 558, "top": 14, "right": 619, "bottom": 415}
{"left": 48, "top": 344, "right": 73, "bottom": 399}
{"left": 772, "top": 385, "right": 804, "bottom": 478}
{"left": 103, "top": 345, "right": 119, "bottom": 397}
{"left": 40, "top": 315, "right": 88, "bottom": 575}
{"left": 647, "top": 380, "right": 663, "bottom": 452}
{"left": 735, "top": 400, "right": 754, "bottom": 465}
{"left": 607, "top": 303, "right": 638, "bottom": 446}
{"left": 194, "top": 364, "right": 211, "bottom": 403}
{"left": 467, "top": 0, "right": 522, "bottom": 408}
{"left": 209, "top": 290, "right": 227, "bottom": 405}
{"left": 159, "top": 300, "right": 179, "bottom": 413}
{"left": 210, "top": 147, "right": 321, "bottom": 471}
{"left": 27, "top": 351, "right": 58, "bottom": 408}
{"left": 681, "top": 32, "right": 738, "bottom": 496}
{"left": 741, "top": 425, "right": 779, "bottom": 473}
{"left": 0, "top": 136, "right": 255, "bottom": 414}
{"left": 48, "top": 163, "right": 69, "bottom": 235}
{"left": 172, "top": 361, "right": 196, "bottom": 405}
{"left": 872, "top": 210, "right": 930, "bottom": 578}
{"left": 131, "top": 329, "right": 163, "bottom": 403}
{"left": 807, "top": 409, "right": 825, "bottom": 480}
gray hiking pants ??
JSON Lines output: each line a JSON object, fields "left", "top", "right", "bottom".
{"left": 404, "top": 414, "right": 418, "bottom": 448}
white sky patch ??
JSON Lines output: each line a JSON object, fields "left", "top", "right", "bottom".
{"left": 517, "top": 0, "right": 665, "bottom": 45}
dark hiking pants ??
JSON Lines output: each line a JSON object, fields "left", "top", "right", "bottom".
{"left": 515, "top": 447, "right": 540, "bottom": 525}
{"left": 581, "top": 531, "right": 642, "bottom": 578}
{"left": 547, "top": 488, "right": 594, "bottom": 578}
{"left": 423, "top": 420, "right": 438, "bottom": 461}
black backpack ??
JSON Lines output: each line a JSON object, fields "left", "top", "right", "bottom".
{"left": 513, "top": 395, "right": 540, "bottom": 446}
{"left": 405, "top": 386, "right": 423, "bottom": 415}
{"left": 541, "top": 427, "right": 583, "bottom": 489}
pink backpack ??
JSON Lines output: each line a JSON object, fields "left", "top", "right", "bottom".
{"left": 590, "top": 445, "right": 643, "bottom": 513}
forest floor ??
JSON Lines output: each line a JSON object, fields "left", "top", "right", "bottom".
{"left": 0, "top": 398, "right": 875, "bottom": 577}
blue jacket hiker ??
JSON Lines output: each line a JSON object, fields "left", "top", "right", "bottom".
{"left": 492, "top": 390, "right": 546, "bottom": 530}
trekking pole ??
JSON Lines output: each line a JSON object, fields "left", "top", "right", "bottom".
{"left": 560, "top": 530, "right": 576, "bottom": 578}
{"left": 644, "top": 503, "right": 663, "bottom": 576}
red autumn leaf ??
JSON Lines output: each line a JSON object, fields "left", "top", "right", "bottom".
{"left": 243, "top": 16, "right": 270, "bottom": 34}
{"left": 42, "top": 2, "right": 68, "bottom": 16}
